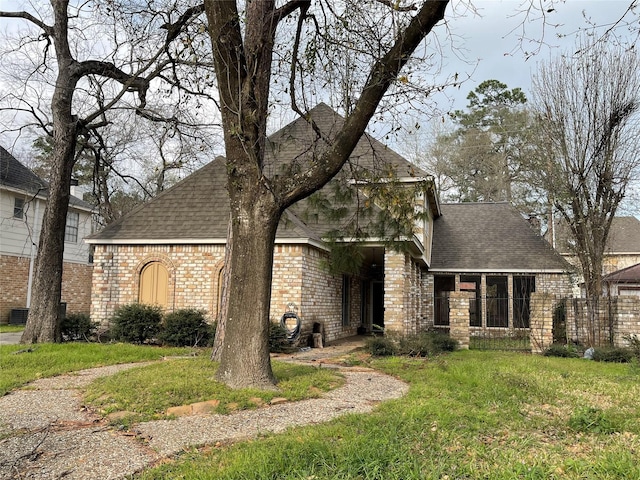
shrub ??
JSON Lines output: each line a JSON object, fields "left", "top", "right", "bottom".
{"left": 365, "top": 336, "right": 397, "bottom": 356}
{"left": 110, "top": 303, "right": 163, "bottom": 344}
{"left": 269, "top": 322, "right": 296, "bottom": 353}
{"left": 159, "top": 309, "right": 214, "bottom": 347}
{"left": 592, "top": 347, "right": 633, "bottom": 363}
{"left": 425, "top": 330, "right": 458, "bottom": 354}
{"left": 544, "top": 344, "right": 580, "bottom": 358}
{"left": 60, "top": 313, "right": 98, "bottom": 342}
{"left": 623, "top": 334, "right": 640, "bottom": 363}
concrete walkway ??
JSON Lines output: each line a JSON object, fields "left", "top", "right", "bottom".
{"left": 0, "top": 331, "right": 22, "bottom": 345}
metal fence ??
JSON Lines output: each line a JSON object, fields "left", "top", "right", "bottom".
{"left": 434, "top": 294, "right": 532, "bottom": 351}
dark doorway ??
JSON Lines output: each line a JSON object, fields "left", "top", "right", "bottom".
{"left": 372, "top": 281, "right": 384, "bottom": 331}
{"left": 434, "top": 275, "right": 455, "bottom": 326}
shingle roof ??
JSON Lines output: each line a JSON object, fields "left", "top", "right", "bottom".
{"left": 89, "top": 104, "right": 426, "bottom": 243}
{"left": 551, "top": 216, "right": 640, "bottom": 254}
{"left": 0, "top": 145, "right": 47, "bottom": 195}
{"left": 603, "top": 262, "right": 640, "bottom": 283}
{"left": 431, "top": 202, "right": 570, "bottom": 272}
{"left": 0, "top": 145, "right": 93, "bottom": 211}
{"left": 604, "top": 217, "right": 640, "bottom": 253}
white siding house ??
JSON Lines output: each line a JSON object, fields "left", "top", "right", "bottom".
{"left": 0, "top": 146, "right": 94, "bottom": 323}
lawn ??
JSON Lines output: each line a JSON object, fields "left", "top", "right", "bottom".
{"left": 135, "top": 350, "right": 640, "bottom": 480}
{"left": 0, "top": 342, "right": 194, "bottom": 395}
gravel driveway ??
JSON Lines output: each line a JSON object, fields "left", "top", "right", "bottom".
{"left": 0, "top": 344, "right": 408, "bottom": 479}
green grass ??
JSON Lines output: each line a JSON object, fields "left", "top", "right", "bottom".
{"left": 0, "top": 342, "right": 193, "bottom": 396}
{"left": 136, "top": 350, "right": 640, "bottom": 480}
{"left": 84, "top": 359, "right": 344, "bottom": 423}
{"left": 0, "top": 324, "right": 25, "bottom": 333}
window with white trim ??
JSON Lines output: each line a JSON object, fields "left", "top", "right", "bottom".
{"left": 65, "top": 211, "right": 79, "bottom": 243}
{"left": 13, "top": 197, "right": 24, "bottom": 219}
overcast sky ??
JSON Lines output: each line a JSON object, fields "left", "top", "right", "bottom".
{"left": 433, "top": 0, "right": 638, "bottom": 111}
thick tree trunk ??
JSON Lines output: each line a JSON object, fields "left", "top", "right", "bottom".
{"left": 21, "top": 0, "right": 77, "bottom": 344}
{"left": 214, "top": 186, "right": 281, "bottom": 389}
{"left": 20, "top": 140, "right": 75, "bottom": 344}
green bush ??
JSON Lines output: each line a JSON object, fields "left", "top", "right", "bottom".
{"left": 159, "top": 309, "right": 214, "bottom": 347}
{"left": 365, "top": 336, "right": 397, "bottom": 356}
{"left": 592, "top": 347, "right": 633, "bottom": 363}
{"left": 110, "top": 303, "right": 163, "bottom": 344}
{"left": 60, "top": 313, "right": 98, "bottom": 342}
{"left": 425, "top": 330, "right": 458, "bottom": 354}
{"left": 543, "top": 344, "right": 580, "bottom": 358}
{"left": 269, "top": 322, "right": 296, "bottom": 353}
{"left": 623, "top": 334, "right": 640, "bottom": 363}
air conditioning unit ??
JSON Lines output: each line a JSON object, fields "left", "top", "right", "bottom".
{"left": 9, "top": 308, "right": 29, "bottom": 325}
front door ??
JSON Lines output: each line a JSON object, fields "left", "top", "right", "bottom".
{"left": 372, "top": 281, "right": 384, "bottom": 332}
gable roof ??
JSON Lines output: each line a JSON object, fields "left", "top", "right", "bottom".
{"left": 0, "top": 145, "right": 93, "bottom": 211}
{"left": 603, "top": 262, "right": 640, "bottom": 284}
{"left": 551, "top": 216, "right": 640, "bottom": 255}
{"left": 430, "top": 202, "right": 570, "bottom": 272}
{"left": 88, "top": 104, "right": 429, "bottom": 245}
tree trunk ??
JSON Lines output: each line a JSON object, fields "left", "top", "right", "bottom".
{"left": 211, "top": 213, "right": 233, "bottom": 361}
{"left": 214, "top": 185, "right": 281, "bottom": 389}
{"left": 21, "top": 0, "right": 77, "bottom": 344}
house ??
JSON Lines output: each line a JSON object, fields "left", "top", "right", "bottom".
{"left": 0, "top": 146, "right": 94, "bottom": 323}
{"left": 86, "top": 104, "right": 439, "bottom": 342}
{"left": 603, "top": 263, "right": 640, "bottom": 297}
{"left": 86, "top": 105, "right": 572, "bottom": 345}
{"left": 428, "top": 203, "right": 572, "bottom": 335}
{"left": 550, "top": 216, "right": 640, "bottom": 276}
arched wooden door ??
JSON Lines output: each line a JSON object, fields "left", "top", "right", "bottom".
{"left": 139, "top": 262, "right": 169, "bottom": 307}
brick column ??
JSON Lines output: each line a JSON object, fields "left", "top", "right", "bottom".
{"left": 383, "top": 250, "right": 408, "bottom": 334}
{"left": 449, "top": 291, "right": 472, "bottom": 349}
{"left": 530, "top": 292, "right": 554, "bottom": 353}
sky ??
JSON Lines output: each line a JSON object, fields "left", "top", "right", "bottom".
{"left": 431, "top": 0, "right": 638, "bottom": 111}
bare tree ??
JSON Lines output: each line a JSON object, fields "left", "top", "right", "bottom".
{"left": 0, "top": 1, "right": 207, "bottom": 343}
{"left": 531, "top": 36, "right": 640, "bottom": 345}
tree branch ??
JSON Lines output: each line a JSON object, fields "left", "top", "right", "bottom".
{"left": 0, "top": 10, "right": 54, "bottom": 36}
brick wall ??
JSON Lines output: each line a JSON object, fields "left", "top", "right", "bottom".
{"left": 1, "top": 253, "right": 92, "bottom": 323}
{"left": 90, "top": 243, "right": 354, "bottom": 343}
{"left": 567, "top": 295, "right": 640, "bottom": 347}
{"left": 0, "top": 255, "right": 30, "bottom": 323}
{"left": 530, "top": 292, "right": 555, "bottom": 353}
{"left": 449, "top": 291, "right": 471, "bottom": 349}
{"left": 91, "top": 244, "right": 225, "bottom": 326}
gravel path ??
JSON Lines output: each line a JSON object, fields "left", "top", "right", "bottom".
{"left": 0, "top": 349, "right": 408, "bottom": 480}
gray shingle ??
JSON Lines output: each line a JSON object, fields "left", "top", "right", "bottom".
{"left": 431, "top": 202, "right": 570, "bottom": 272}
{"left": 90, "top": 104, "right": 425, "bottom": 242}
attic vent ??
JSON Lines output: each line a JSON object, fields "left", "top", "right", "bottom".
{"left": 9, "top": 308, "right": 29, "bottom": 325}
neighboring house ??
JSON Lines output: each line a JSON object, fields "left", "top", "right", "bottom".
{"left": 550, "top": 216, "right": 640, "bottom": 276}
{"left": 428, "top": 203, "right": 572, "bottom": 334}
{"left": 87, "top": 104, "right": 440, "bottom": 342}
{"left": 0, "top": 146, "right": 94, "bottom": 323}
{"left": 603, "top": 263, "right": 640, "bottom": 297}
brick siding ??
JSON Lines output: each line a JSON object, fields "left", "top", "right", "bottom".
{"left": 0, "top": 254, "right": 92, "bottom": 323}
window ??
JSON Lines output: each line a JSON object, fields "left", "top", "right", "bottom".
{"left": 342, "top": 275, "right": 351, "bottom": 326}
{"left": 13, "top": 197, "right": 24, "bottom": 219}
{"left": 65, "top": 212, "right": 79, "bottom": 243}
{"left": 486, "top": 276, "right": 509, "bottom": 327}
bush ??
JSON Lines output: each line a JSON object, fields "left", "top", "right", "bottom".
{"left": 269, "top": 322, "right": 296, "bottom": 353}
{"left": 110, "top": 303, "right": 163, "bottom": 344}
{"left": 365, "top": 336, "right": 397, "bottom": 356}
{"left": 159, "top": 309, "right": 214, "bottom": 347}
{"left": 623, "top": 334, "right": 640, "bottom": 363}
{"left": 544, "top": 344, "right": 580, "bottom": 358}
{"left": 592, "top": 347, "right": 633, "bottom": 363}
{"left": 60, "top": 313, "right": 98, "bottom": 342}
